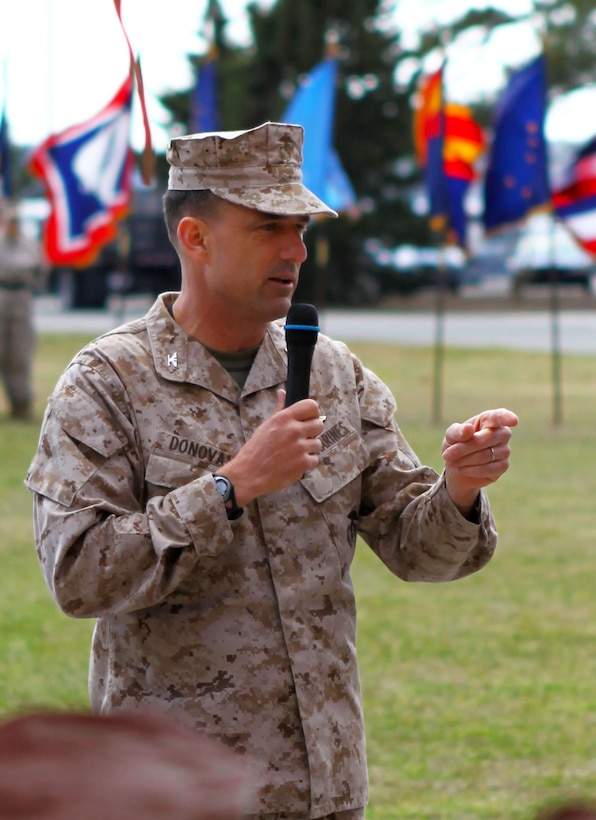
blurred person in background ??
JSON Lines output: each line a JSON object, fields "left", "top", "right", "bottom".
{"left": 0, "top": 205, "right": 45, "bottom": 421}
{"left": 535, "top": 801, "right": 596, "bottom": 820}
{"left": 0, "top": 709, "right": 253, "bottom": 819}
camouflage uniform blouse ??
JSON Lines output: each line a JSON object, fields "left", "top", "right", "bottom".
{"left": 26, "top": 294, "right": 497, "bottom": 818}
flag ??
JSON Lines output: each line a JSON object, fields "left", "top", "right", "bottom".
{"left": 282, "top": 57, "right": 357, "bottom": 213}
{"left": 443, "top": 104, "right": 486, "bottom": 182}
{"left": 191, "top": 50, "right": 219, "bottom": 133}
{"left": 552, "top": 136, "right": 596, "bottom": 255}
{"left": 442, "top": 103, "right": 485, "bottom": 248}
{"left": 413, "top": 67, "right": 449, "bottom": 230}
{"left": 112, "top": 0, "right": 154, "bottom": 184}
{"left": 483, "top": 54, "right": 550, "bottom": 233}
{"left": 0, "top": 104, "right": 12, "bottom": 199}
{"left": 414, "top": 66, "right": 485, "bottom": 248}
{"left": 29, "top": 76, "right": 133, "bottom": 267}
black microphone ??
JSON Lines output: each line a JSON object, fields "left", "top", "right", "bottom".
{"left": 284, "top": 303, "right": 319, "bottom": 406}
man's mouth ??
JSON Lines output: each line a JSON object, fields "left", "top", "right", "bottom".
{"left": 269, "top": 274, "right": 295, "bottom": 286}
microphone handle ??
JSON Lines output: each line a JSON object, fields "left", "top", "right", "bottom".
{"left": 285, "top": 344, "right": 315, "bottom": 406}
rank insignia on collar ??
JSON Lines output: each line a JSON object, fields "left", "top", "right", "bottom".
{"left": 167, "top": 352, "right": 178, "bottom": 369}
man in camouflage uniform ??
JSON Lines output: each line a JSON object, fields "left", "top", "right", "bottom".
{"left": 0, "top": 207, "right": 44, "bottom": 420}
{"left": 26, "top": 122, "right": 518, "bottom": 819}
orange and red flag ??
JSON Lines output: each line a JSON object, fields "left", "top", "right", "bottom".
{"left": 413, "top": 65, "right": 485, "bottom": 247}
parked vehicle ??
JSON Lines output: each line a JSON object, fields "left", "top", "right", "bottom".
{"left": 507, "top": 215, "right": 595, "bottom": 291}
{"left": 362, "top": 239, "right": 468, "bottom": 296}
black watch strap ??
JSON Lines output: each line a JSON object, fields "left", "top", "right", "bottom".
{"left": 213, "top": 474, "right": 244, "bottom": 521}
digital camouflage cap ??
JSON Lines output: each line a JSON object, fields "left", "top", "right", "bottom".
{"left": 166, "top": 121, "right": 338, "bottom": 218}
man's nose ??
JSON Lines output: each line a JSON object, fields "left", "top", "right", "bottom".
{"left": 280, "top": 229, "right": 308, "bottom": 263}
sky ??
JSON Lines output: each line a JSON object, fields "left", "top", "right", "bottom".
{"left": 1, "top": 0, "right": 596, "bottom": 154}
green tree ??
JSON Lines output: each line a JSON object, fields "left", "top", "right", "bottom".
{"left": 534, "top": 0, "right": 596, "bottom": 92}
{"left": 158, "top": 0, "right": 596, "bottom": 306}
{"left": 160, "top": 0, "right": 433, "bottom": 306}
{"left": 406, "top": 1, "right": 596, "bottom": 124}
{"left": 160, "top": 0, "right": 252, "bottom": 133}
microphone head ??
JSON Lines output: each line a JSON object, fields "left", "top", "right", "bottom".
{"left": 285, "top": 303, "right": 319, "bottom": 346}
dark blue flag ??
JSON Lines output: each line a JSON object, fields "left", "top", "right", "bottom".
{"left": 191, "top": 54, "right": 219, "bottom": 134}
{"left": 483, "top": 54, "right": 550, "bottom": 232}
{"left": 0, "top": 105, "right": 12, "bottom": 199}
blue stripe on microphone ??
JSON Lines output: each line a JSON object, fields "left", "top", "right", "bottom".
{"left": 285, "top": 324, "right": 320, "bottom": 332}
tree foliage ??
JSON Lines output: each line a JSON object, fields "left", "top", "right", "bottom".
{"left": 160, "top": 0, "right": 430, "bottom": 305}
{"left": 158, "top": 0, "right": 596, "bottom": 306}
{"left": 536, "top": 0, "right": 596, "bottom": 92}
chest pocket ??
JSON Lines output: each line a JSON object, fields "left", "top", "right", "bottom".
{"left": 300, "top": 420, "right": 370, "bottom": 503}
{"left": 145, "top": 453, "right": 207, "bottom": 491}
{"left": 145, "top": 431, "right": 231, "bottom": 493}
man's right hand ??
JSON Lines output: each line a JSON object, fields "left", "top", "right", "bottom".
{"left": 217, "top": 389, "right": 324, "bottom": 507}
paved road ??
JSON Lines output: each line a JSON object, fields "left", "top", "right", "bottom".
{"left": 320, "top": 308, "right": 596, "bottom": 355}
{"left": 33, "top": 295, "right": 596, "bottom": 355}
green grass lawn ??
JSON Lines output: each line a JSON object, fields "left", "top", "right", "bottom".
{"left": 2, "top": 332, "right": 596, "bottom": 818}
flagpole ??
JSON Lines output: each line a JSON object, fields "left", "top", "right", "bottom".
{"left": 432, "top": 240, "right": 446, "bottom": 425}
{"left": 0, "top": 59, "right": 9, "bottom": 203}
{"left": 549, "top": 289, "right": 563, "bottom": 426}
{"left": 46, "top": 0, "right": 54, "bottom": 136}
{"left": 314, "top": 231, "right": 329, "bottom": 311}
{"left": 482, "top": 51, "right": 556, "bottom": 428}
{"left": 548, "top": 217, "right": 563, "bottom": 425}
{"left": 542, "top": 41, "right": 563, "bottom": 427}
{"left": 432, "top": 60, "right": 448, "bottom": 427}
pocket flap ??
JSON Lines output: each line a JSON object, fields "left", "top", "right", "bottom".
{"left": 301, "top": 423, "right": 370, "bottom": 503}
{"left": 51, "top": 387, "right": 128, "bottom": 457}
{"left": 145, "top": 452, "right": 205, "bottom": 490}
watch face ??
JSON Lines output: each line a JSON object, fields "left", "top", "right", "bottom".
{"left": 214, "top": 475, "right": 230, "bottom": 500}
{"left": 213, "top": 474, "right": 243, "bottom": 520}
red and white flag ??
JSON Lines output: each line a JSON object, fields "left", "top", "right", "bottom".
{"left": 552, "top": 136, "right": 596, "bottom": 256}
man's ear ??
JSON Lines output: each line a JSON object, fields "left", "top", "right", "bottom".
{"left": 177, "top": 216, "right": 208, "bottom": 259}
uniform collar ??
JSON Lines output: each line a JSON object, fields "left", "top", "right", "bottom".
{"left": 146, "top": 294, "right": 288, "bottom": 402}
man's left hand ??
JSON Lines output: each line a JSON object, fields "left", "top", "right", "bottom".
{"left": 441, "top": 407, "right": 519, "bottom": 516}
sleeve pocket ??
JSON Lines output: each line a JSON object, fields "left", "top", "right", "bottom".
{"left": 25, "top": 388, "right": 128, "bottom": 506}
{"left": 51, "top": 388, "right": 128, "bottom": 457}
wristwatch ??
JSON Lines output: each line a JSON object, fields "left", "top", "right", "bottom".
{"left": 213, "top": 474, "right": 244, "bottom": 520}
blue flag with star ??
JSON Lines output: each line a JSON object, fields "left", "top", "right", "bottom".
{"left": 483, "top": 54, "right": 550, "bottom": 232}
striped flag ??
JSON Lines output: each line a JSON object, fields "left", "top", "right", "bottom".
{"left": 29, "top": 76, "right": 133, "bottom": 267}
{"left": 552, "top": 136, "right": 596, "bottom": 255}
